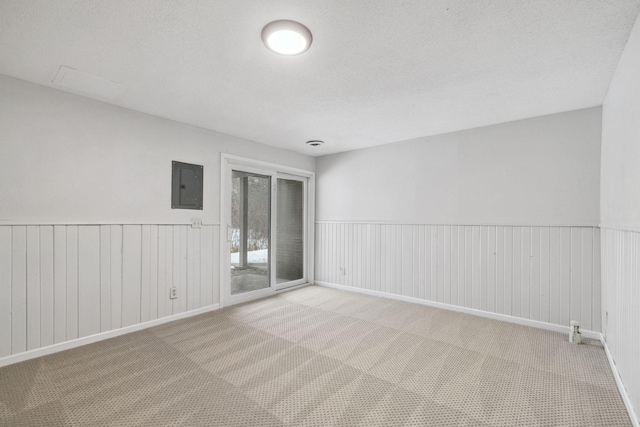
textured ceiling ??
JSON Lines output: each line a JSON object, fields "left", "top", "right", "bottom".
{"left": 1, "top": 1, "right": 639, "bottom": 156}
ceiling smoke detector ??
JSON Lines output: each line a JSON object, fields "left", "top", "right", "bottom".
{"left": 262, "top": 20, "right": 312, "bottom": 55}
{"left": 306, "top": 140, "right": 324, "bottom": 147}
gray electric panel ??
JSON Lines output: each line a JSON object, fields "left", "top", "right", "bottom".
{"left": 172, "top": 161, "right": 203, "bottom": 210}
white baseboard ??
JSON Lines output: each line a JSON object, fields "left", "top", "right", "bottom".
{"left": 315, "top": 281, "right": 601, "bottom": 339}
{"left": 602, "top": 338, "right": 640, "bottom": 427}
{"left": 0, "top": 304, "right": 220, "bottom": 368}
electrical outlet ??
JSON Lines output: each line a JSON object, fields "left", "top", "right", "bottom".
{"left": 170, "top": 287, "right": 178, "bottom": 299}
{"left": 340, "top": 267, "right": 346, "bottom": 275}
{"left": 191, "top": 218, "right": 202, "bottom": 229}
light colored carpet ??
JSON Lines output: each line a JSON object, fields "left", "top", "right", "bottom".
{"left": 0, "top": 285, "right": 631, "bottom": 426}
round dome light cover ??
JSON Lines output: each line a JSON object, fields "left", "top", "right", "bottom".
{"left": 262, "top": 20, "right": 312, "bottom": 55}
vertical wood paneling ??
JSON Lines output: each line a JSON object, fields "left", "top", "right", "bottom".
{"left": 581, "top": 228, "right": 593, "bottom": 330}
{"left": 186, "top": 226, "right": 196, "bottom": 310}
{"left": 366, "top": 224, "right": 372, "bottom": 291}
{"left": 336, "top": 224, "right": 348, "bottom": 285}
{"left": 377, "top": 225, "right": 382, "bottom": 291}
{"left": 449, "top": 226, "right": 458, "bottom": 306}
{"left": 353, "top": 223, "right": 359, "bottom": 288}
{"left": 487, "top": 226, "right": 496, "bottom": 313}
{"left": 337, "top": 223, "right": 343, "bottom": 286}
{"left": 344, "top": 223, "right": 350, "bottom": 286}
{"left": 570, "top": 228, "right": 582, "bottom": 325}
{"left": 384, "top": 225, "right": 392, "bottom": 294}
{"left": 66, "top": 226, "right": 78, "bottom": 340}
{"left": 503, "top": 227, "right": 513, "bottom": 316}
{"left": 121, "top": 225, "right": 141, "bottom": 327}
{"left": 314, "top": 223, "right": 601, "bottom": 332}
{"left": 11, "top": 226, "right": 27, "bottom": 354}
{"left": 140, "top": 225, "right": 151, "bottom": 322}
{"left": 211, "top": 226, "right": 220, "bottom": 305}
{"left": 99, "top": 225, "right": 111, "bottom": 332}
{"left": 549, "top": 227, "right": 561, "bottom": 325}
{"left": 193, "top": 226, "right": 202, "bottom": 308}
{"left": 330, "top": 223, "right": 335, "bottom": 284}
{"left": 470, "top": 226, "right": 480, "bottom": 309}
{"left": 601, "top": 227, "right": 640, "bottom": 417}
{"left": 172, "top": 225, "right": 181, "bottom": 315}
{"left": 329, "top": 224, "right": 334, "bottom": 284}
{"left": 401, "top": 225, "right": 412, "bottom": 297}
{"left": 78, "top": 226, "right": 101, "bottom": 338}
{"left": 456, "top": 226, "right": 465, "bottom": 307}
{"left": 358, "top": 224, "right": 364, "bottom": 289}
{"left": 560, "top": 228, "right": 572, "bottom": 326}
{"left": 429, "top": 226, "right": 436, "bottom": 302}
{"left": 437, "top": 225, "right": 445, "bottom": 303}
{"left": 156, "top": 225, "right": 167, "bottom": 317}
{"left": 0, "top": 227, "right": 12, "bottom": 357}
{"left": 592, "top": 229, "right": 601, "bottom": 332}
{"left": 479, "top": 226, "right": 488, "bottom": 311}
{"left": 178, "top": 225, "right": 188, "bottom": 313}
{"left": 324, "top": 224, "right": 328, "bottom": 282}
{"left": 346, "top": 222, "right": 352, "bottom": 287}
{"left": 530, "top": 227, "right": 541, "bottom": 321}
{"left": 26, "top": 226, "right": 40, "bottom": 350}
{"left": 394, "top": 225, "right": 401, "bottom": 295}
{"left": 315, "top": 225, "right": 321, "bottom": 282}
{"left": 198, "top": 226, "right": 208, "bottom": 308}
{"left": 351, "top": 222, "right": 356, "bottom": 287}
{"left": 322, "top": 224, "right": 327, "bottom": 283}
{"left": 521, "top": 227, "right": 531, "bottom": 319}
{"left": 110, "top": 225, "right": 123, "bottom": 330}
{"left": 0, "top": 224, "right": 220, "bottom": 359}
{"left": 540, "top": 227, "right": 550, "bottom": 323}
{"left": 495, "top": 226, "right": 505, "bottom": 314}
{"left": 164, "top": 226, "right": 174, "bottom": 316}
{"left": 424, "top": 226, "right": 431, "bottom": 300}
{"left": 443, "top": 226, "right": 451, "bottom": 305}
{"left": 329, "top": 223, "right": 335, "bottom": 285}
{"left": 149, "top": 225, "right": 159, "bottom": 321}
{"left": 357, "top": 224, "right": 363, "bottom": 289}
{"left": 53, "top": 226, "right": 66, "bottom": 344}
{"left": 512, "top": 227, "right": 522, "bottom": 317}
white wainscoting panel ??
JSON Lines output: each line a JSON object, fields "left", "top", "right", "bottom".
{"left": 315, "top": 223, "right": 600, "bottom": 330}
{"left": 602, "top": 227, "right": 640, "bottom": 422}
{"left": 0, "top": 224, "right": 220, "bottom": 358}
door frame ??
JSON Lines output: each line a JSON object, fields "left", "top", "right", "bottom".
{"left": 219, "top": 154, "right": 315, "bottom": 308}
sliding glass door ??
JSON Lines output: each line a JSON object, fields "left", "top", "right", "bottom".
{"left": 230, "top": 171, "right": 271, "bottom": 295}
{"left": 222, "top": 156, "right": 312, "bottom": 306}
{"left": 275, "top": 175, "right": 306, "bottom": 287}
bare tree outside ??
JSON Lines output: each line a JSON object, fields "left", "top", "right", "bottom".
{"left": 231, "top": 173, "right": 270, "bottom": 254}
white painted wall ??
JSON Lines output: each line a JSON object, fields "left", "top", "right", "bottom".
{"left": 0, "top": 75, "right": 315, "bottom": 224}
{"left": 315, "top": 108, "right": 603, "bottom": 339}
{"left": 0, "top": 75, "right": 314, "bottom": 362}
{"left": 317, "top": 107, "right": 601, "bottom": 226}
{"left": 601, "top": 12, "right": 640, "bottom": 231}
{"left": 601, "top": 9, "right": 640, "bottom": 423}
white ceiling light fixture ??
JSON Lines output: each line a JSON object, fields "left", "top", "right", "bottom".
{"left": 262, "top": 20, "right": 312, "bottom": 56}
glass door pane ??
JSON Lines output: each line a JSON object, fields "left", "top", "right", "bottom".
{"left": 230, "top": 171, "right": 271, "bottom": 295}
{"left": 276, "top": 178, "right": 304, "bottom": 284}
